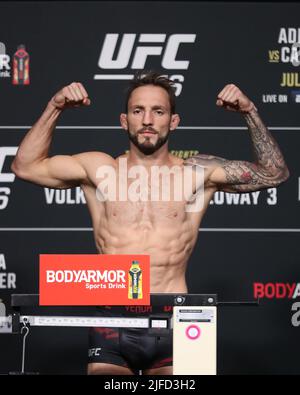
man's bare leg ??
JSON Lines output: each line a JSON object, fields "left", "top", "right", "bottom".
{"left": 87, "top": 362, "right": 134, "bottom": 375}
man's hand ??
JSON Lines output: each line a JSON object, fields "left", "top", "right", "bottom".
{"left": 216, "top": 84, "right": 257, "bottom": 113}
{"left": 50, "top": 82, "right": 91, "bottom": 110}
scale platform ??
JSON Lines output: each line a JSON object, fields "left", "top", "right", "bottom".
{"left": 0, "top": 293, "right": 258, "bottom": 375}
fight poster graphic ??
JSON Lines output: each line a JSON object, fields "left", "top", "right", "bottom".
{"left": 39, "top": 254, "right": 150, "bottom": 305}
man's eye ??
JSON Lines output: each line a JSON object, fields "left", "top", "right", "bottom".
{"left": 133, "top": 109, "right": 141, "bottom": 114}
{"left": 156, "top": 110, "right": 164, "bottom": 115}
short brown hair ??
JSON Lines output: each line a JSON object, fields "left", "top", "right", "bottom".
{"left": 125, "top": 70, "right": 176, "bottom": 114}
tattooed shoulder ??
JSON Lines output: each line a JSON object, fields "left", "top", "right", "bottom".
{"left": 184, "top": 154, "right": 227, "bottom": 168}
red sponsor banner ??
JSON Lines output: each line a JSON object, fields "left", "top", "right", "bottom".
{"left": 39, "top": 254, "right": 150, "bottom": 306}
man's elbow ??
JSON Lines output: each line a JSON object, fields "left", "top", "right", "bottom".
{"left": 283, "top": 166, "right": 290, "bottom": 182}
{"left": 272, "top": 166, "right": 290, "bottom": 187}
{"left": 11, "top": 159, "right": 20, "bottom": 176}
{"left": 11, "top": 159, "right": 32, "bottom": 180}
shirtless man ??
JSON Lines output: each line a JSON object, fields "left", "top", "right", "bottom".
{"left": 11, "top": 71, "right": 289, "bottom": 375}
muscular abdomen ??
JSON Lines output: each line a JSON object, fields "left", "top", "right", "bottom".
{"left": 94, "top": 200, "right": 199, "bottom": 292}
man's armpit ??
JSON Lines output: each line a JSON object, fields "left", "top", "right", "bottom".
{"left": 184, "top": 154, "right": 227, "bottom": 168}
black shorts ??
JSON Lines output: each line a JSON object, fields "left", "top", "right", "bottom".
{"left": 88, "top": 305, "right": 173, "bottom": 372}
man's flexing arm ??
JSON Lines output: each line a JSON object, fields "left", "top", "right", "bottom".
{"left": 185, "top": 84, "right": 290, "bottom": 193}
{"left": 11, "top": 82, "right": 92, "bottom": 189}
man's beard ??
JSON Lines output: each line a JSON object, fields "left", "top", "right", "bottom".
{"left": 127, "top": 127, "right": 170, "bottom": 155}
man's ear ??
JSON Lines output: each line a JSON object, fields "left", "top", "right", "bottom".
{"left": 170, "top": 113, "right": 180, "bottom": 131}
{"left": 120, "top": 113, "right": 128, "bottom": 130}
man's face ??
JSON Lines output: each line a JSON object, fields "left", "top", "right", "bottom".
{"left": 121, "top": 85, "right": 179, "bottom": 155}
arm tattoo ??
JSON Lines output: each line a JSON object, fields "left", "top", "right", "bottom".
{"left": 185, "top": 111, "right": 290, "bottom": 192}
{"left": 222, "top": 159, "right": 282, "bottom": 192}
{"left": 244, "top": 110, "right": 287, "bottom": 175}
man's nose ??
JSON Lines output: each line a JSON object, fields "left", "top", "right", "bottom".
{"left": 142, "top": 111, "right": 154, "bottom": 126}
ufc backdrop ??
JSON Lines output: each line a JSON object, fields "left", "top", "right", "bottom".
{"left": 0, "top": 0, "right": 299, "bottom": 375}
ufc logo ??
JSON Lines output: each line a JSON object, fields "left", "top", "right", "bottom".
{"left": 88, "top": 348, "right": 102, "bottom": 357}
{"left": 0, "top": 147, "right": 18, "bottom": 210}
{"left": 0, "top": 147, "right": 18, "bottom": 183}
{"left": 98, "top": 34, "right": 196, "bottom": 70}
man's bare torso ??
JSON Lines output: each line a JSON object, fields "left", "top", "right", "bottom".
{"left": 80, "top": 152, "right": 216, "bottom": 293}
{"left": 11, "top": 81, "right": 288, "bottom": 296}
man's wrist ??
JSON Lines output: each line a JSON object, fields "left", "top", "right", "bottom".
{"left": 46, "top": 100, "right": 63, "bottom": 114}
{"left": 242, "top": 102, "right": 258, "bottom": 115}
{"left": 38, "top": 101, "right": 63, "bottom": 125}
